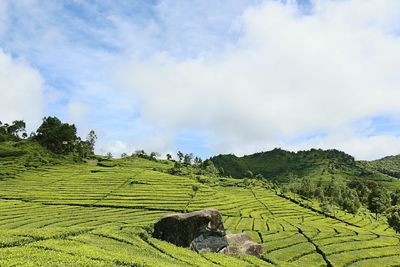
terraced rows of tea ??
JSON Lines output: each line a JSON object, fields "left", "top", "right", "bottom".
{"left": 1, "top": 158, "right": 399, "bottom": 266}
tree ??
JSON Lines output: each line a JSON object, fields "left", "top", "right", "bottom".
{"left": 35, "top": 117, "right": 78, "bottom": 154}
{"left": 7, "top": 120, "right": 26, "bottom": 137}
{"left": 391, "top": 190, "right": 400, "bottom": 206}
{"left": 368, "top": 188, "right": 391, "bottom": 220}
{"left": 194, "top": 157, "right": 202, "bottom": 166}
{"left": 0, "top": 120, "right": 26, "bottom": 141}
{"left": 134, "top": 150, "right": 146, "bottom": 157}
{"left": 177, "top": 151, "right": 184, "bottom": 162}
{"left": 203, "top": 160, "right": 219, "bottom": 177}
{"left": 348, "top": 178, "right": 377, "bottom": 203}
{"left": 325, "top": 177, "right": 342, "bottom": 204}
{"left": 340, "top": 188, "right": 361, "bottom": 214}
{"left": 314, "top": 179, "right": 325, "bottom": 200}
{"left": 166, "top": 153, "right": 172, "bottom": 160}
{"left": 106, "top": 152, "right": 113, "bottom": 159}
{"left": 121, "top": 153, "right": 128, "bottom": 158}
{"left": 86, "top": 130, "right": 97, "bottom": 153}
{"left": 183, "top": 153, "right": 193, "bottom": 165}
{"left": 150, "top": 152, "right": 160, "bottom": 160}
{"left": 298, "top": 177, "right": 315, "bottom": 198}
{"left": 387, "top": 205, "right": 400, "bottom": 233}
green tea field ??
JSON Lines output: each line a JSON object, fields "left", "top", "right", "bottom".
{"left": 1, "top": 158, "right": 399, "bottom": 267}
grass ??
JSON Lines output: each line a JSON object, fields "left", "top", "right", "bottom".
{"left": 0, "top": 155, "right": 399, "bottom": 266}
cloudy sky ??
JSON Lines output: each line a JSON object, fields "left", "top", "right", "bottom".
{"left": 1, "top": 0, "right": 400, "bottom": 160}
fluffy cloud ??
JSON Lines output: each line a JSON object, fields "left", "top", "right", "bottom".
{"left": 121, "top": 0, "right": 400, "bottom": 159}
{"left": 0, "top": 50, "right": 44, "bottom": 129}
{"left": 67, "top": 101, "right": 91, "bottom": 128}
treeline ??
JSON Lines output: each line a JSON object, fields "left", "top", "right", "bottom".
{"left": 0, "top": 117, "right": 97, "bottom": 158}
{"left": 116, "top": 149, "right": 222, "bottom": 179}
{"left": 0, "top": 120, "right": 27, "bottom": 141}
{"left": 283, "top": 176, "right": 400, "bottom": 232}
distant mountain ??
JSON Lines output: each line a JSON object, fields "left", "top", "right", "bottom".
{"left": 210, "top": 148, "right": 400, "bottom": 185}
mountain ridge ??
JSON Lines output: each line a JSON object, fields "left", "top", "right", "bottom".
{"left": 210, "top": 148, "right": 400, "bottom": 186}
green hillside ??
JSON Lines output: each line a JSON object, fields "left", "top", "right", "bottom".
{"left": 1, "top": 149, "right": 400, "bottom": 266}
{"left": 210, "top": 149, "right": 400, "bottom": 186}
{"left": 0, "top": 140, "right": 81, "bottom": 180}
{"left": 366, "top": 155, "right": 400, "bottom": 178}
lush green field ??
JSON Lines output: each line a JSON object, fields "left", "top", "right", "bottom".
{"left": 0, "top": 157, "right": 399, "bottom": 266}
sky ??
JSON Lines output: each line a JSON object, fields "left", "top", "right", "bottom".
{"left": 1, "top": 0, "right": 400, "bottom": 160}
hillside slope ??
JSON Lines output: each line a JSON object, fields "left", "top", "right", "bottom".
{"left": 0, "top": 156, "right": 399, "bottom": 266}
{"left": 367, "top": 155, "right": 400, "bottom": 178}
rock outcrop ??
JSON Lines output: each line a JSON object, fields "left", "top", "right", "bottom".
{"left": 152, "top": 208, "right": 226, "bottom": 248}
{"left": 220, "top": 232, "right": 262, "bottom": 257}
{"left": 152, "top": 208, "right": 262, "bottom": 257}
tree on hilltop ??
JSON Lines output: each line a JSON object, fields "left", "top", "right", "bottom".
{"left": 177, "top": 151, "right": 184, "bottom": 162}
{"left": 183, "top": 153, "right": 193, "bottom": 165}
{"left": 35, "top": 117, "right": 78, "bottom": 154}
{"left": 0, "top": 120, "right": 27, "bottom": 141}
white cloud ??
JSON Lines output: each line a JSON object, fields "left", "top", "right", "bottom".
{"left": 288, "top": 131, "right": 400, "bottom": 161}
{"left": 67, "top": 101, "right": 90, "bottom": 127}
{"left": 120, "top": 0, "right": 400, "bottom": 159}
{"left": 0, "top": 49, "right": 44, "bottom": 129}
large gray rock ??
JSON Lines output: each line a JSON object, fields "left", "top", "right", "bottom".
{"left": 152, "top": 209, "right": 262, "bottom": 257}
{"left": 190, "top": 233, "right": 228, "bottom": 253}
{"left": 220, "top": 233, "right": 263, "bottom": 258}
{"left": 152, "top": 208, "right": 226, "bottom": 248}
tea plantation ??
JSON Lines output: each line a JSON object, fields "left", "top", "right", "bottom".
{"left": 1, "top": 157, "right": 399, "bottom": 266}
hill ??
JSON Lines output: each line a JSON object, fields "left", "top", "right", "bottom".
{"left": 367, "top": 155, "right": 400, "bottom": 178}
{"left": 1, "top": 153, "right": 400, "bottom": 266}
{"left": 210, "top": 148, "right": 400, "bottom": 186}
{"left": 0, "top": 140, "right": 81, "bottom": 180}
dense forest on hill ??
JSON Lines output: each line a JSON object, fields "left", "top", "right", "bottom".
{"left": 209, "top": 148, "right": 400, "bottom": 185}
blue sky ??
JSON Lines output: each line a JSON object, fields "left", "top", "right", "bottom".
{"left": 1, "top": 0, "right": 400, "bottom": 160}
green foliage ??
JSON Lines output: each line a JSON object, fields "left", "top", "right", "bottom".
{"left": 387, "top": 205, "right": 400, "bottom": 233}
{"left": 298, "top": 176, "right": 315, "bottom": 198}
{"left": 340, "top": 187, "right": 361, "bottom": 214}
{"left": 150, "top": 152, "right": 161, "bottom": 160}
{"left": 35, "top": 117, "right": 78, "bottom": 154}
{"left": 391, "top": 189, "right": 400, "bottom": 206}
{"left": 177, "top": 151, "right": 184, "bottom": 162}
{"left": 369, "top": 155, "right": 400, "bottom": 178}
{"left": 210, "top": 148, "right": 356, "bottom": 182}
{"left": 348, "top": 178, "right": 377, "bottom": 203}
{"left": 183, "top": 153, "right": 193, "bottom": 165}
{"left": 368, "top": 188, "right": 391, "bottom": 219}
{"left": 0, "top": 120, "right": 26, "bottom": 141}
{"left": 191, "top": 184, "right": 200, "bottom": 192}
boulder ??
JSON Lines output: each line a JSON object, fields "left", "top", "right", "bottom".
{"left": 152, "top": 208, "right": 226, "bottom": 248}
{"left": 190, "top": 233, "right": 228, "bottom": 253}
{"left": 152, "top": 209, "right": 262, "bottom": 257}
{"left": 220, "top": 233, "right": 263, "bottom": 258}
